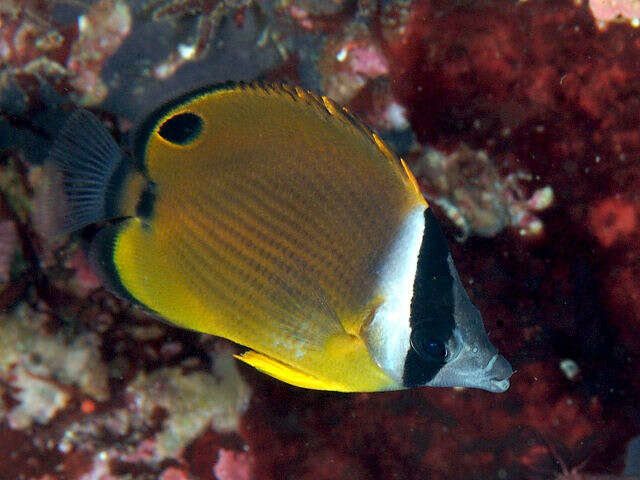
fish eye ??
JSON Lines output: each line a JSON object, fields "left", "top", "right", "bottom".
{"left": 158, "top": 112, "right": 203, "bottom": 145}
{"left": 410, "top": 330, "right": 448, "bottom": 363}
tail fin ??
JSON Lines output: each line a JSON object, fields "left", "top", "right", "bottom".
{"left": 47, "top": 110, "right": 132, "bottom": 233}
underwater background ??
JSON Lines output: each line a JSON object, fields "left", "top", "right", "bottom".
{"left": 1, "top": 0, "right": 640, "bottom": 478}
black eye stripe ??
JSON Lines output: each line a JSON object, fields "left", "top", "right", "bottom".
{"left": 158, "top": 112, "right": 203, "bottom": 145}
{"left": 403, "top": 208, "right": 455, "bottom": 387}
{"left": 410, "top": 333, "right": 447, "bottom": 362}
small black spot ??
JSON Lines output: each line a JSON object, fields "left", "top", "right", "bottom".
{"left": 136, "top": 182, "right": 157, "bottom": 220}
{"left": 158, "top": 112, "right": 203, "bottom": 145}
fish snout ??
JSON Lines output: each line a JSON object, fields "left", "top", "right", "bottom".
{"left": 483, "top": 353, "right": 513, "bottom": 393}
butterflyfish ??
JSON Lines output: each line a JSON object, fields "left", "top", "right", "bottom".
{"left": 47, "top": 82, "right": 513, "bottom": 393}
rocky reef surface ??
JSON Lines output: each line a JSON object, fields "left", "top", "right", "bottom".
{"left": 1, "top": 0, "right": 640, "bottom": 479}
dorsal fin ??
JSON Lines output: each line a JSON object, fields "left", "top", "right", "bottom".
{"left": 132, "top": 82, "right": 423, "bottom": 200}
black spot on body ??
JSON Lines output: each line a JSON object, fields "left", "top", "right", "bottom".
{"left": 158, "top": 112, "right": 203, "bottom": 145}
{"left": 136, "top": 182, "right": 157, "bottom": 221}
{"left": 403, "top": 208, "right": 456, "bottom": 387}
{"left": 133, "top": 82, "right": 237, "bottom": 163}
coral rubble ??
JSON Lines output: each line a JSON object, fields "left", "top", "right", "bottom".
{"left": 0, "top": 303, "right": 109, "bottom": 429}
{"left": 126, "top": 354, "right": 251, "bottom": 461}
{"left": 67, "top": 0, "right": 133, "bottom": 106}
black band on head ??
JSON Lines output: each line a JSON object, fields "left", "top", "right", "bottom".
{"left": 403, "top": 208, "right": 456, "bottom": 387}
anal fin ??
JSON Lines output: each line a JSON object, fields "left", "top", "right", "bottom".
{"left": 234, "top": 350, "right": 346, "bottom": 391}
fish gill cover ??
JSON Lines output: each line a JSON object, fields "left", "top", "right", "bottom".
{"left": 0, "top": 0, "right": 639, "bottom": 479}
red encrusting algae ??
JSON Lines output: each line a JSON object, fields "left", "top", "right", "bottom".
{"left": 588, "top": 196, "right": 638, "bottom": 248}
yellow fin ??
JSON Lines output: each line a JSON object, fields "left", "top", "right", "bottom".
{"left": 401, "top": 158, "right": 427, "bottom": 207}
{"left": 338, "top": 294, "right": 385, "bottom": 336}
{"left": 324, "top": 332, "right": 362, "bottom": 358}
{"left": 234, "top": 350, "right": 348, "bottom": 391}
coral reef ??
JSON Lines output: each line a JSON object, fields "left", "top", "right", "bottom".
{"left": 1, "top": 0, "right": 640, "bottom": 478}
{"left": 0, "top": 303, "right": 109, "bottom": 429}
{"left": 0, "top": 0, "right": 72, "bottom": 106}
{"left": 213, "top": 449, "right": 253, "bottom": 480}
{"left": 145, "top": 0, "right": 260, "bottom": 80}
{"left": 67, "top": 0, "right": 133, "bottom": 106}
{"left": 409, "top": 144, "right": 554, "bottom": 239}
{"left": 319, "top": 28, "right": 389, "bottom": 105}
{"left": 52, "top": 350, "right": 251, "bottom": 478}
{"left": 126, "top": 354, "right": 251, "bottom": 461}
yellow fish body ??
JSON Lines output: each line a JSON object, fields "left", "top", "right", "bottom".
{"left": 49, "top": 83, "right": 512, "bottom": 393}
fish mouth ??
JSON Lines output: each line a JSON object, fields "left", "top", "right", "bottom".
{"left": 486, "top": 377, "right": 510, "bottom": 393}
{"left": 483, "top": 353, "right": 513, "bottom": 393}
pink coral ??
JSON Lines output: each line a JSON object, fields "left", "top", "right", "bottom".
{"left": 65, "top": 249, "right": 102, "bottom": 297}
{"left": 343, "top": 42, "right": 389, "bottom": 78}
{"left": 289, "top": 5, "right": 315, "bottom": 30}
{"left": 213, "top": 449, "right": 253, "bottom": 480}
{"left": 590, "top": 0, "right": 640, "bottom": 28}
{"left": 320, "top": 32, "right": 390, "bottom": 104}
{"left": 160, "top": 467, "right": 191, "bottom": 480}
